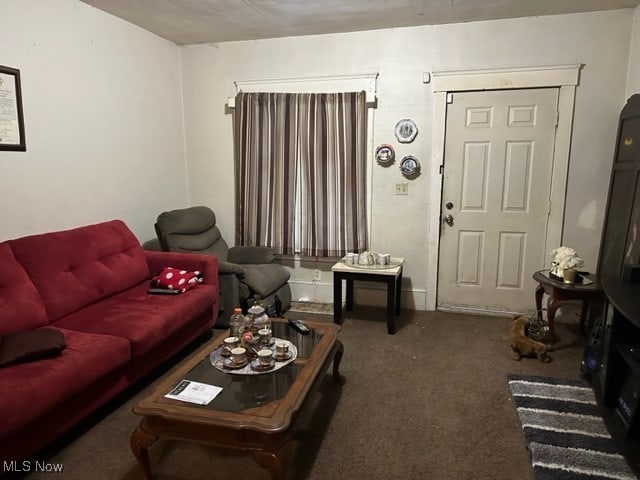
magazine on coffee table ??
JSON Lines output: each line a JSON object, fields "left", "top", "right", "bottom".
{"left": 164, "top": 379, "right": 222, "bottom": 405}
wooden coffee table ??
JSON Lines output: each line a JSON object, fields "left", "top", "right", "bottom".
{"left": 130, "top": 319, "right": 343, "bottom": 479}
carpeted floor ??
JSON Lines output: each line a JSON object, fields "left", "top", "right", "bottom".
{"left": 11, "top": 307, "right": 593, "bottom": 480}
{"left": 507, "top": 374, "right": 639, "bottom": 480}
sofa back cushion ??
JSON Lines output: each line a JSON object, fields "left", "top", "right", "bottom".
{"left": 9, "top": 220, "right": 150, "bottom": 321}
{"left": 0, "top": 242, "right": 48, "bottom": 335}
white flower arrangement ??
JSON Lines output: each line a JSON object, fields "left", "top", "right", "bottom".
{"left": 550, "top": 246, "right": 584, "bottom": 274}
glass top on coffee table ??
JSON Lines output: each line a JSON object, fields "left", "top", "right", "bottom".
{"left": 167, "top": 320, "right": 323, "bottom": 412}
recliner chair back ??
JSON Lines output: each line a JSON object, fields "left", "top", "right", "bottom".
{"left": 155, "top": 206, "right": 229, "bottom": 260}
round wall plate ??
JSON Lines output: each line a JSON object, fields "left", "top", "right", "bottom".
{"left": 394, "top": 119, "right": 418, "bottom": 143}
{"left": 400, "top": 155, "right": 420, "bottom": 179}
{"left": 375, "top": 144, "right": 395, "bottom": 166}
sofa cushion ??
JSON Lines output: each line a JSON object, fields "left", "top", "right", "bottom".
{"left": 0, "top": 327, "right": 130, "bottom": 438}
{"left": 9, "top": 220, "right": 150, "bottom": 321}
{"left": 0, "top": 328, "right": 66, "bottom": 367}
{"left": 241, "top": 264, "right": 291, "bottom": 297}
{"left": 0, "top": 242, "right": 48, "bottom": 335}
{"left": 54, "top": 281, "right": 217, "bottom": 359}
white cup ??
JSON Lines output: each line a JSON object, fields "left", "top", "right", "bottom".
{"left": 345, "top": 252, "right": 356, "bottom": 265}
{"left": 223, "top": 336, "right": 239, "bottom": 351}
{"left": 230, "top": 347, "right": 246, "bottom": 364}
{"left": 377, "top": 253, "right": 391, "bottom": 265}
{"left": 257, "top": 349, "right": 273, "bottom": 365}
{"left": 275, "top": 341, "right": 289, "bottom": 357}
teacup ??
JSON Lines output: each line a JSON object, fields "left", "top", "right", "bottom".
{"left": 275, "top": 341, "right": 289, "bottom": 357}
{"left": 377, "top": 253, "right": 391, "bottom": 265}
{"left": 223, "top": 336, "right": 239, "bottom": 352}
{"left": 230, "top": 347, "right": 246, "bottom": 365}
{"left": 257, "top": 349, "right": 273, "bottom": 366}
{"left": 345, "top": 252, "right": 356, "bottom": 265}
{"left": 258, "top": 328, "right": 271, "bottom": 345}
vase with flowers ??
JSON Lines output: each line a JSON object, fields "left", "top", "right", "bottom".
{"left": 550, "top": 246, "right": 584, "bottom": 284}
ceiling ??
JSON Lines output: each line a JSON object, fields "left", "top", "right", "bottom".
{"left": 78, "top": 0, "right": 640, "bottom": 45}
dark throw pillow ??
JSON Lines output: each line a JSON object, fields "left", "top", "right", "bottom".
{"left": 0, "top": 328, "right": 66, "bottom": 368}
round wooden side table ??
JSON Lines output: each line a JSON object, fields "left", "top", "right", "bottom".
{"left": 532, "top": 269, "right": 604, "bottom": 344}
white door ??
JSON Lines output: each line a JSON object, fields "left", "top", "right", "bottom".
{"left": 437, "top": 88, "right": 559, "bottom": 314}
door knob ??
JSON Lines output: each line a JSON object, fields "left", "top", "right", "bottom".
{"left": 445, "top": 202, "right": 454, "bottom": 210}
{"left": 444, "top": 214, "right": 454, "bottom": 226}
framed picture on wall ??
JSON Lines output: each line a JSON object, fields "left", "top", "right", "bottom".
{"left": 0, "top": 65, "right": 26, "bottom": 151}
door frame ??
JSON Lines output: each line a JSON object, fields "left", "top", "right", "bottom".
{"left": 427, "top": 64, "right": 582, "bottom": 311}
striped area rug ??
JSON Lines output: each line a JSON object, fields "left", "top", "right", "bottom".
{"left": 507, "top": 374, "right": 638, "bottom": 480}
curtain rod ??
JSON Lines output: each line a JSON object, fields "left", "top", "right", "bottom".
{"left": 227, "top": 91, "right": 377, "bottom": 108}
{"left": 233, "top": 72, "right": 378, "bottom": 89}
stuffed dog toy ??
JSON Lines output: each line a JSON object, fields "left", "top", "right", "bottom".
{"left": 508, "top": 316, "right": 552, "bottom": 363}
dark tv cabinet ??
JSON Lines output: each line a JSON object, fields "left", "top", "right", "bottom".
{"left": 594, "top": 94, "right": 640, "bottom": 475}
{"left": 594, "top": 277, "right": 640, "bottom": 474}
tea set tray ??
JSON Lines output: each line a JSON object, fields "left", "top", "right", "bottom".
{"left": 342, "top": 260, "right": 402, "bottom": 270}
{"left": 209, "top": 338, "right": 297, "bottom": 375}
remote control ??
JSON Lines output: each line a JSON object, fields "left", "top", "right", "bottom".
{"left": 148, "top": 288, "right": 181, "bottom": 295}
{"left": 288, "top": 318, "right": 311, "bottom": 335}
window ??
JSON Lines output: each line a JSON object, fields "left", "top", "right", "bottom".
{"left": 233, "top": 91, "right": 368, "bottom": 257}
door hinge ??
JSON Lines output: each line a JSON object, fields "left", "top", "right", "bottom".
{"left": 439, "top": 164, "right": 444, "bottom": 175}
{"left": 555, "top": 110, "right": 559, "bottom": 126}
{"left": 446, "top": 93, "right": 454, "bottom": 104}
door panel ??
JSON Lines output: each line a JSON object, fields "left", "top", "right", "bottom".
{"left": 438, "top": 88, "right": 558, "bottom": 313}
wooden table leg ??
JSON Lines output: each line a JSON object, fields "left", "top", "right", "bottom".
{"left": 579, "top": 300, "right": 590, "bottom": 334}
{"left": 130, "top": 422, "right": 158, "bottom": 480}
{"left": 546, "top": 293, "right": 561, "bottom": 344}
{"left": 345, "top": 278, "right": 354, "bottom": 311}
{"left": 535, "top": 283, "right": 544, "bottom": 323}
{"left": 252, "top": 448, "right": 287, "bottom": 480}
{"left": 333, "top": 273, "right": 342, "bottom": 325}
{"left": 386, "top": 277, "right": 395, "bottom": 334}
{"left": 395, "top": 271, "right": 402, "bottom": 316}
{"left": 332, "top": 339, "right": 345, "bottom": 383}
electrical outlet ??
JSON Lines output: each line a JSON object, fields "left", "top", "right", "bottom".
{"left": 313, "top": 269, "right": 322, "bottom": 281}
{"left": 395, "top": 183, "right": 408, "bottom": 195}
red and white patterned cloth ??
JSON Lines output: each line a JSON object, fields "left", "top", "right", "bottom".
{"left": 152, "top": 267, "right": 203, "bottom": 293}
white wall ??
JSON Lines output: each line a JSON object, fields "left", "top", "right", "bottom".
{"left": 627, "top": 5, "right": 640, "bottom": 96}
{"left": 0, "top": 0, "right": 187, "bottom": 243}
{"left": 181, "top": 9, "right": 633, "bottom": 308}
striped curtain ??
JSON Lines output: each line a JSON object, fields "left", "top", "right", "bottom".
{"left": 234, "top": 92, "right": 297, "bottom": 254}
{"left": 297, "top": 91, "right": 368, "bottom": 256}
{"left": 234, "top": 90, "right": 368, "bottom": 257}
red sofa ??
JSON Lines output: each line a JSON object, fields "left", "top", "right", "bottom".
{"left": 0, "top": 220, "right": 219, "bottom": 465}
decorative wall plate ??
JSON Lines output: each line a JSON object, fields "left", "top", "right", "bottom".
{"left": 394, "top": 119, "right": 418, "bottom": 143}
{"left": 375, "top": 144, "right": 395, "bottom": 166}
{"left": 400, "top": 155, "right": 420, "bottom": 178}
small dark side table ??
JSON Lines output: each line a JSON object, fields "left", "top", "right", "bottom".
{"left": 332, "top": 258, "right": 404, "bottom": 334}
{"left": 532, "top": 269, "right": 604, "bottom": 344}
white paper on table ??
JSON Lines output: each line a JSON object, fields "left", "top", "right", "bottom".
{"left": 164, "top": 379, "right": 223, "bottom": 405}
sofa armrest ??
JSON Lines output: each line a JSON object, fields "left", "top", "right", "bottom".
{"left": 144, "top": 251, "right": 219, "bottom": 289}
{"left": 228, "top": 246, "right": 275, "bottom": 264}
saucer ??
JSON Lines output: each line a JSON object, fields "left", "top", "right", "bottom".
{"left": 273, "top": 350, "right": 292, "bottom": 361}
{"left": 223, "top": 357, "right": 248, "bottom": 369}
{"left": 250, "top": 358, "right": 275, "bottom": 371}
{"left": 219, "top": 347, "right": 231, "bottom": 357}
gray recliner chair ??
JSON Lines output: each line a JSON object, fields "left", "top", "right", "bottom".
{"left": 154, "top": 206, "right": 292, "bottom": 325}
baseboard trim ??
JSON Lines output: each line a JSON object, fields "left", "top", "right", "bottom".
{"left": 436, "top": 305, "right": 525, "bottom": 317}
{"left": 289, "top": 280, "right": 429, "bottom": 311}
